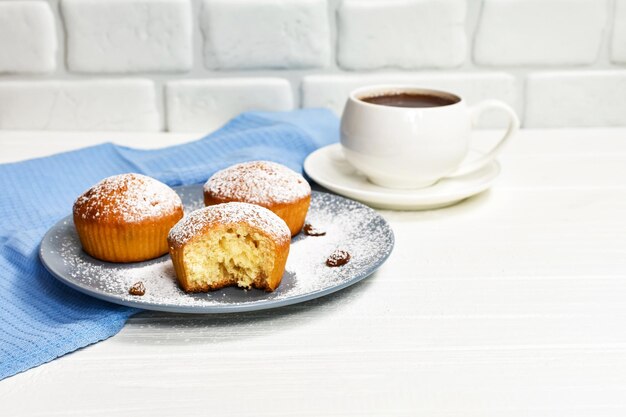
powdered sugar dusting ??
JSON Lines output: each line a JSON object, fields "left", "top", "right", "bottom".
{"left": 73, "top": 173, "right": 183, "bottom": 223}
{"left": 43, "top": 186, "right": 394, "bottom": 313}
{"left": 168, "top": 202, "right": 291, "bottom": 248}
{"left": 204, "top": 161, "right": 311, "bottom": 205}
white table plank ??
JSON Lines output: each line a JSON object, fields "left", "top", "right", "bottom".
{"left": 1, "top": 128, "right": 626, "bottom": 416}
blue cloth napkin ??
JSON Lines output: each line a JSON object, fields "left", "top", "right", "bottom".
{"left": 0, "top": 109, "right": 339, "bottom": 380}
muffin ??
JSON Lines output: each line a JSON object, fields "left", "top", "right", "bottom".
{"left": 167, "top": 202, "right": 290, "bottom": 292}
{"left": 203, "top": 161, "right": 311, "bottom": 236}
{"left": 73, "top": 173, "right": 184, "bottom": 263}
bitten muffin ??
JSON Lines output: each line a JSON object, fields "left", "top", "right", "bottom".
{"left": 203, "top": 161, "right": 311, "bottom": 236}
{"left": 167, "top": 202, "right": 291, "bottom": 292}
{"left": 73, "top": 173, "right": 184, "bottom": 263}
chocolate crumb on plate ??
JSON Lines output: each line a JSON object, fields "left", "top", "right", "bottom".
{"left": 303, "top": 223, "right": 326, "bottom": 236}
{"left": 326, "top": 250, "right": 351, "bottom": 267}
{"left": 129, "top": 281, "right": 146, "bottom": 296}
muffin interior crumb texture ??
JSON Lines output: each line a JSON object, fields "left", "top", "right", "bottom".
{"left": 184, "top": 225, "right": 274, "bottom": 290}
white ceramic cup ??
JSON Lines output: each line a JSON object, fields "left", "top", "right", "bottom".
{"left": 340, "top": 85, "right": 520, "bottom": 189}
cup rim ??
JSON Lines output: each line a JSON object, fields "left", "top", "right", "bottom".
{"left": 349, "top": 84, "right": 463, "bottom": 110}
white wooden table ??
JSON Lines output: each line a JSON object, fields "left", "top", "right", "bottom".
{"left": 1, "top": 128, "right": 626, "bottom": 416}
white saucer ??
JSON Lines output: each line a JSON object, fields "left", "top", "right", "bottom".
{"left": 303, "top": 144, "right": 500, "bottom": 210}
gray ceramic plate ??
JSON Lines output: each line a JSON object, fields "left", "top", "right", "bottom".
{"left": 40, "top": 185, "right": 394, "bottom": 313}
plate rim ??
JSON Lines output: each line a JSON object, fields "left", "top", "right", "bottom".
{"left": 39, "top": 188, "right": 395, "bottom": 314}
{"left": 304, "top": 143, "right": 500, "bottom": 208}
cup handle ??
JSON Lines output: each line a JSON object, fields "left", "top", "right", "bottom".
{"left": 447, "top": 100, "right": 520, "bottom": 177}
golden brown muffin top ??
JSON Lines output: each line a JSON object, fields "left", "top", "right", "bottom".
{"left": 167, "top": 202, "right": 290, "bottom": 249}
{"left": 203, "top": 161, "right": 311, "bottom": 205}
{"left": 73, "top": 173, "right": 183, "bottom": 224}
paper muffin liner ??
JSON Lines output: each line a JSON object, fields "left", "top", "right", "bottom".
{"left": 74, "top": 220, "right": 174, "bottom": 263}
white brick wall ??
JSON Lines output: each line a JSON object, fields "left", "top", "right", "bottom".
{"left": 62, "top": 0, "right": 193, "bottom": 73}
{"left": 200, "top": 0, "right": 330, "bottom": 70}
{"left": 612, "top": 0, "right": 626, "bottom": 63}
{"left": 166, "top": 78, "right": 293, "bottom": 132}
{"left": 0, "top": 80, "right": 160, "bottom": 131}
{"left": 525, "top": 71, "right": 626, "bottom": 128}
{"left": 337, "top": 0, "right": 466, "bottom": 70}
{"left": 474, "top": 0, "right": 607, "bottom": 66}
{"left": 0, "top": 2, "right": 56, "bottom": 73}
{"left": 0, "top": 0, "right": 624, "bottom": 131}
